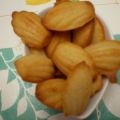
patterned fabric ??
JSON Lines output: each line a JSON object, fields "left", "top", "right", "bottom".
{"left": 0, "top": 0, "right": 120, "bottom": 120}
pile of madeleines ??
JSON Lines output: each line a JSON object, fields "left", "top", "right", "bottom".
{"left": 11, "top": 0, "right": 120, "bottom": 116}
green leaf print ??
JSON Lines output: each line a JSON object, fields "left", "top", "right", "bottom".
{"left": 0, "top": 56, "right": 7, "bottom": 70}
{"left": 27, "top": 93, "right": 48, "bottom": 111}
{"left": 0, "top": 81, "right": 20, "bottom": 120}
{"left": 86, "top": 100, "right": 120, "bottom": 120}
{"left": 0, "top": 48, "right": 14, "bottom": 61}
{"left": 24, "top": 82, "right": 33, "bottom": 89}
{"left": 7, "top": 55, "right": 22, "bottom": 69}
{"left": 45, "top": 109, "right": 62, "bottom": 117}
{"left": 18, "top": 101, "right": 36, "bottom": 120}
{"left": 7, "top": 70, "right": 16, "bottom": 83}
{"left": 27, "top": 92, "right": 62, "bottom": 119}
{"left": 98, "top": 100, "right": 120, "bottom": 120}
{"left": 114, "top": 34, "right": 120, "bottom": 41}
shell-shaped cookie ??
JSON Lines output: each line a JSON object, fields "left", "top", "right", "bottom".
{"left": 46, "top": 32, "right": 71, "bottom": 58}
{"left": 15, "top": 53, "right": 55, "bottom": 83}
{"left": 36, "top": 79, "right": 66, "bottom": 110}
{"left": 63, "top": 63, "right": 94, "bottom": 116}
{"left": 91, "top": 17, "right": 105, "bottom": 44}
{"left": 85, "top": 41, "right": 120, "bottom": 71}
{"left": 43, "top": 1, "right": 95, "bottom": 31}
{"left": 52, "top": 42, "right": 94, "bottom": 75}
{"left": 73, "top": 20, "right": 94, "bottom": 47}
{"left": 12, "top": 11, "right": 51, "bottom": 48}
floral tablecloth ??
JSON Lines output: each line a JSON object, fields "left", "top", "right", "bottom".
{"left": 0, "top": 0, "right": 120, "bottom": 120}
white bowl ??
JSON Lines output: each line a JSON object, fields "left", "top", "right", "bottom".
{"left": 38, "top": 8, "right": 112, "bottom": 120}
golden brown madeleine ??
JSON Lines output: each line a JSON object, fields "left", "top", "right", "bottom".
{"left": 52, "top": 42, "right": 94, "bottom": 75}
{"left": 36, "top": 79, "right": 66, "bottom": 110}
{"left": 91, "top": 17, "right": 105, "bottom": 44}
{"left": 85, "top": 41, "right": 120, "bottom": 71}
{"left": 73, "top": 20, "right": 94, "bottom": 48}
{"left": 91, "top": 74, "right": 103, "bottom": 96}
{"left": 46, "top": 32, "right": 71, "bottom": 58}
{"left": 43, "top": 1, "right": 95, "bottom": 31}
{"left": 15, "top": 54, "right": 55, "bottom": 83}
{"left": 12, "top": 11, "right": 51, "bottom": 48}
{"left": 55, "top": 0, "right": 70, "bottom": 5}
{"left": 63, "top": 63, "right": 94, "bottom": 116}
